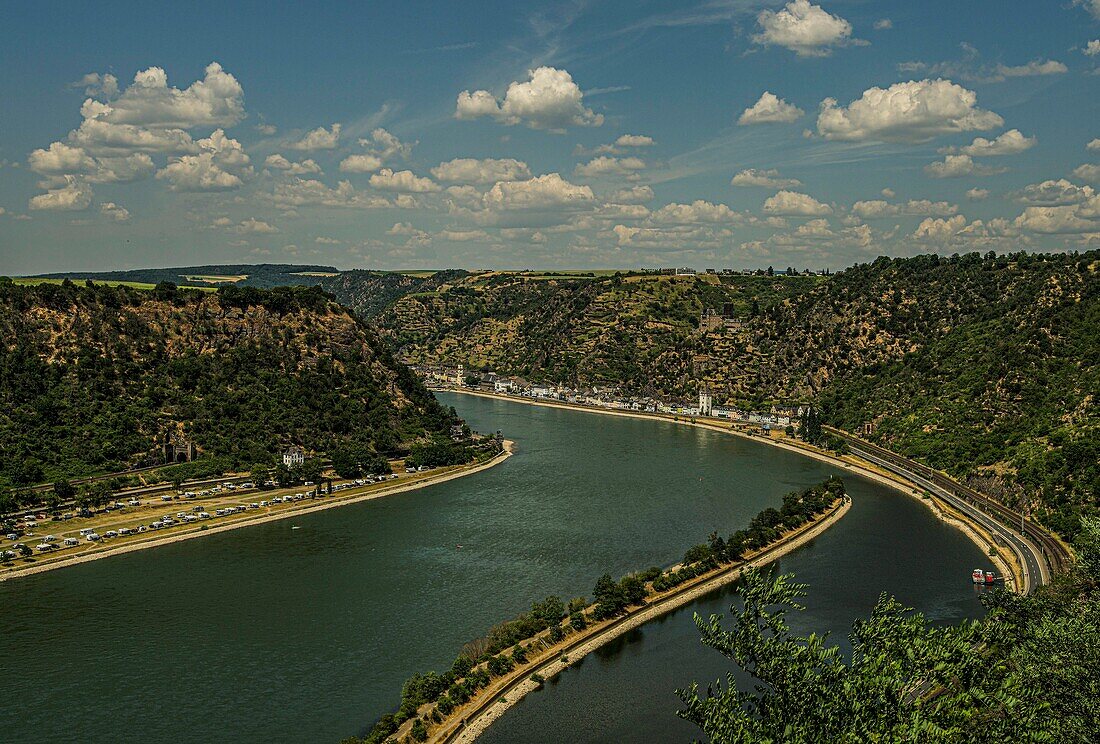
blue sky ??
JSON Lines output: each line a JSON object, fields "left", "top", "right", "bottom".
{"left": 1, "top": 0, "right": 1099, "bottom": 273}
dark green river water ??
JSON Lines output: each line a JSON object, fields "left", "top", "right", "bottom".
{"left": 0, "top": 392, "right": 987, "bottom": 743}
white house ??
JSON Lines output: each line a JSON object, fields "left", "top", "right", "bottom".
{"left": 283, "top": 446, "right": 305, "bottom": 467}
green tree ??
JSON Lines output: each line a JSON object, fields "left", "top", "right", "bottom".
{"left": 91, "top": 481, "right": 112, "bottom": 508}
{"left": 592, "top": 573, "right": 627, "bottom": 619}
{"left": 299, "top": 458, "right": 324, "bottom": 484}
{"left": 274, "top": 464, "right": 295, "bottom": 488}
{"left": 330, "top": 444, "right": 364, "bottom": 478}
{"left": 678, "top": 565, "right": 1087, "bottom": 743}
{"left": 250, "top": 465, "right": 271, "bottom": 488}
{"left": 619, "top": 574, "right": 649, "bottom": 605}
{"left": 531, "top": 596, "right": 564, "bottom": 630}
{"left": 0, "top": 489, "right": 15, "bottom": 518}
{"left": 44, "top": 491, "right": 61, "bottom": 513}
{"left": 53, "top": 479, "right": 76, "bottom": 503}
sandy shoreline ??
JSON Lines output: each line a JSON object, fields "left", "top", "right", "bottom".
{"left": 440, "top": 497, "right": 852, "bottom": 743}
{"left": 0, "top": 442, "right": 513, "bottom": 583}
{"left": 442, "top": 388, "right": 1019, "bottom": 589}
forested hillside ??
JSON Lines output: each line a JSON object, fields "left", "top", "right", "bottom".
{"left": 320, "top": 268, "right": 469, "bottom": 319}
{"left": 0, "top": 279, "right": 457, "bottom": 486}
{"left": 817, "top": 254, "right": 1098, "bottom": 538}
{"left": 372, "top": 270, "right": 822, "bottom": 397}
{"left": 356, "top": 254, "right": 1096, "bottom": 537}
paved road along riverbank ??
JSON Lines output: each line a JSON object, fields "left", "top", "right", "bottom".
{"left": 437, "top": 388, "right": 1063, "bottom": 594}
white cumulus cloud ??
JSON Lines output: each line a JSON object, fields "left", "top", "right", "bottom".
{"left": 925, "top": 154, "right": 978, "bottom": 178}
{"left": 913, "top": 214, "right": 968, "bottom": 241}
{"left": 266, "top": 154, "right": 322, "bottom": 175}
{"left": 1073, "top": 164, "right": 1100, "bottom": 183}
{"left": 1014, "top": 198, "right": 1100, "bottom": 234}
{"left": 156, "top": 129, "right": 252, "bottom": 192}
{"left": 949, "top": 129, "right": 1036, "bottom": 157}
{"left": 483, "top": 173, "right": 595, "bottom": 211}
{"left": 1016, "top": 179, "right": 1095, "bottom": 205}
{"left": 852, "top": 199, "right": 958, "bottom": 218}
{"left": 28, "top": 142, "right": 96, "bottom": 175}
{"left": 87, "top": 153, "right": 156, "bottom": 184}
{"left": 290, "top": 123, "right": 341, "bottom": 151}
{"left": 359, "top": 128, "right": 415, "bottom": 160}
{"left": 731, "top": 168, "right": 802, "bottom": 189}
{"left": 431, "top": 158, "right": 532, "bottom": 184}
{"left": 264, "top": 178, "right": 392, "bottom": 210}
{"left": 462, "top": 173, "right": 596, "bottom": 227}
{"left": 738, "top": 92, "right": 804, "bottom": 125}
{"left": 649, "top": 200, "right": 741, "bottom": 225}
{"left": 369, "top": 168, "right": 440, "bottom": 193}
{"left": 455, "top": 67, "right": 603, "bottom": 130}
{"left": 574, "top": 156, "right": 646, "bottom": 178}
{"left": 29, "top": 176, "right": 93, "bottom": 211}
{"left": 816, "top": 79, "right": 1003, "bottom": 143}
{"left": 608, "top": 185, "right": 654, "bottom": 204}
{"left": 86, "top": 63, "right": 244, "bottom": 129}
{"left": 754, "top": 1, "right": 861, "bottom": 57}
{"left": 763, "top": 190, "right": 832, "bottom": 216}
{"left": 339, "top": 154, "right": 384, "bottom": 173}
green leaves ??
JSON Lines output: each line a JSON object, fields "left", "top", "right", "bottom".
{"left": 681, "top": 531, "right": 1100, "bottom": 744}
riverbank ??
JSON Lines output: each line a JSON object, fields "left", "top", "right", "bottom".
{"left": 427, "top": 496, "right": 851, "bottom": 744}
{"left": 440, "top": 389, "right": 1018, "bottom": 591}
{"left": 0, "top": 441, "right": 513, "bottom": 583}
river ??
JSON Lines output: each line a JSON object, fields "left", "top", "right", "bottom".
{"left": 0, "top": 392, "right": 987, "bottom": 743}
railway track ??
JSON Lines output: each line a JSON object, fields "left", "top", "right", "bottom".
{"left": 824, "top": 426, "right": 1071, "bottom": 581}
{"left": 16, "top": 463, "right": 167, "bottom": 496}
